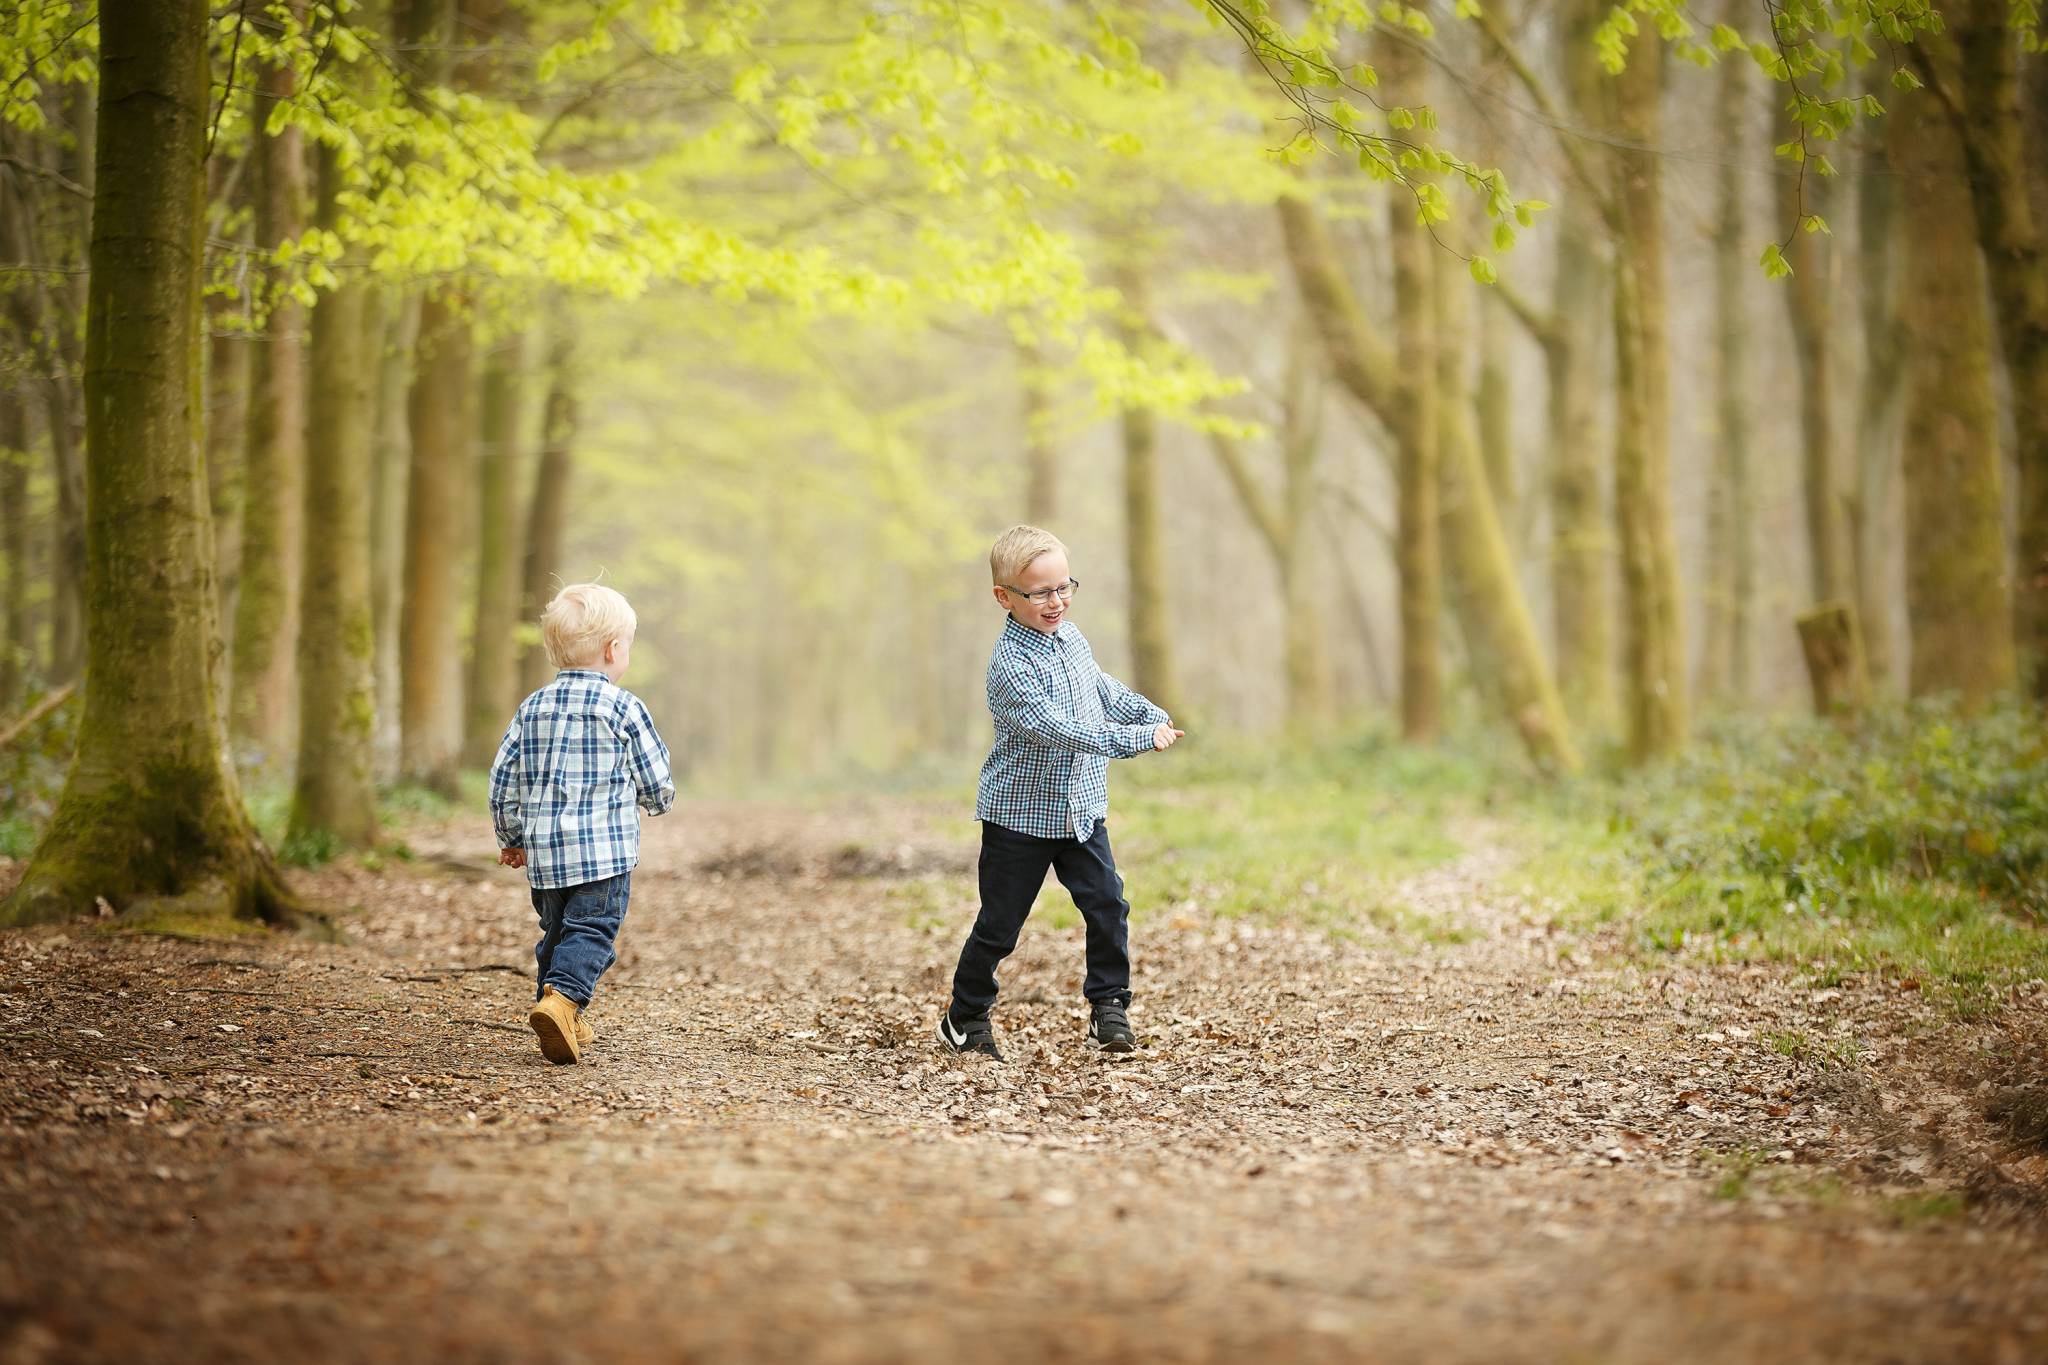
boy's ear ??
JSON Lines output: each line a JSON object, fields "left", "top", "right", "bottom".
{"left": 991, "top": 586, "right": 1010, "bottom": 609}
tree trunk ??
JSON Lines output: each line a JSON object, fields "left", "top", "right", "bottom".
{"left": 1701, "top": 37, "right": 1753, "bottom": 703}
{"left": 1892, "top": 82, "right": 2017, "bottom": 707}
{"left": 1475, "top": 290, "right": 1514, "bottom": 547}
{"left": 1795, "top": 601, "right": 1869, "bottom": 718}
{"left": 1382, "top": 72, "right": 1443, "bottom": 743}
{"left": 1116, "top": 269, "right": 1183, "bottom": 720}
{"left": 1777, "top": 123, "right": 1849, "bottom": 604}
{"left": 521, "top": 329, "right": 576, "bottom": 694}
{"left": 0, "top": 396, "right": 26, "bottom": 708}
{"left": 1851, "top": 68, "right": 1904, "bottom": 693}
{"left": 1948, "top": 0, "right": 2048, "bottom": 699}
{"left": 230, "top": 32, "right": 308, "bottom": 761}
{"left": 1549, "top": 0, "right": 1613, "bottom": 729}
{"left": 290, "top": 142, "right": 379, "bottom": 851}
{"left": 1019, "top": 338, "right": 1058, "bottom": 525}
{"left": 465, "top": 331, "right": 526, "bottom": 766}
{"left": 371, "top": 295, "right": 418, "bottom": 785}
{"left": 1608, "top": 40, "right": 1687, "bottom": 762}
{"left": 400, "top": 291, "right": 473, "bottom": 792}
{"left": 48, "top": 83, "right": 91, "bottom": 685}
{"left": 1279, "top": 194, "right": 1576, "bottom": 772}
{"left": 4, "top": 0, "right": 297, "bottom": 928}
{"left": 1278, "top": 332, "right": 1330, "bottom": 722}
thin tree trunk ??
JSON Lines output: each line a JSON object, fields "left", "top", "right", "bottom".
{"left": 1701, "top": 35, "right": 1752, "bottom": 703}
{"left": 1852, "top": 69, "right": 1904, "bottom": 694}
{"left": 230, "top": 29, "right": 308, "bottom": 760}
{"left": 207, "top": 324, "right": 248, "bottom": 676}
{"left": 48, "top": 82, "right": 90, "bottom": 684}
{"left": 521, "top": 328, "right": 576, "bottom": 694}
{"left": 1278, "top": 332, "right": 1330, "bottom": 721}
{"left": 0, "top": 395, "right": 26, "bottom": 708}
{"left": 290, "top": 142, "right": 379, "bottom": 850}
{"left": 1947, "top": 0, "right": 2048, "bottom": 699}
{"left": 1019, "top": 338, "right": 1058, "bottom": 525}
{"left": 465, "top": 331, "right": 526, "bottom": 766}
{"left": 1777, "top": 126, "right": 1849, "bottom": 603}
{"left": 400, "top": 292, "right": 472, "bottom": 792}
{"left": 1549, "top": 0, "right": 1612, "bottom": 729}
{"left": 4, "top": 0, "right": 297, "bottom": 928}
{"left": 1892, "top": 79, "right": 2016, "bottom": 707}
{"left": 371, "top": 295, "right": 418, "bottom": 784}
{"left": 1475, "top": 289, "right": 1514, "bottom": 547}
{"left": 1116, "top": 268, "right": 1183, "bottom": 719}
{"left": 1608, "top": 40, "right": 1687, "bottom": 761}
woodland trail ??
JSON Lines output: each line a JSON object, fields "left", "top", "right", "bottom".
{"left": 3, "top": 800, "right": 2046, "bottom": 1364}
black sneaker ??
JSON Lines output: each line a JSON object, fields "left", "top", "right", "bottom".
{"left": 1087, "top": 1002, "right": 1135, "bottom": 1054}
{"left": 937, "top": 1008, "right": 1003, "bottom": 1061}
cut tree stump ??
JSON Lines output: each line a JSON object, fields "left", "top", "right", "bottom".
{"left": 1795, "top": 600, "right": 1870, "bottom": 718}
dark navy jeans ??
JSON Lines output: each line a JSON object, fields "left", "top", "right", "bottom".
{"left": 950, "top": 819, "right": 1132, "bottom": 1018}
{"left": 530, "top": 870, "right": 631, "bottom": 1007}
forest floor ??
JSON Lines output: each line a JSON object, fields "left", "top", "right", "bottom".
{"left": 3, "top": 796, "right": 2047, "bottom": 1364}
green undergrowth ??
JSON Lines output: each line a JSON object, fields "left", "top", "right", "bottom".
{"left": 1513, "top": 700, "right": 2048, "bottom": 1014}
{"left": 245, "top": 773, "right": 486, "bottom": 868}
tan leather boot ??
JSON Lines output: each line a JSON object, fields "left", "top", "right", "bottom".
{"left": 529, "top": 987, "right": 582, "bottom": 1064}
{"left": 575, "top": 1008, "right": 594, "bottom": 1048}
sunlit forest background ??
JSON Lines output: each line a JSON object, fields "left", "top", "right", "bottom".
{"left": 0, "top": 0, "right": 2043, "bottom": 945}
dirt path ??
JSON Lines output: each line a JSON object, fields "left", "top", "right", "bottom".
{"left": 4, "top": 801, "right": 2046, "bottom": 1363}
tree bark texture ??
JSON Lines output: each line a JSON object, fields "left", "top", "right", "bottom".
{"left": 1702, "top": 38, "right": 1753, "bottom": 703}
{"left": 465, "top": 331, "right": 526, "bottom": 766}
{"left": 1851, "top": 75, "right": 1904, "bottom": 694}
{"left": 400, "top": 291, "right": 473, "bottom": 792}
{"left": 230, "top": 34, "right": 309, "bottom": 761}
{"left": 1776, "top": 123, "right": 1849, "bottom": 603}
{"left": 4, "top": 0, "right": 297, "bottom": 928}
{"left": 1795, "top": 601, "right": 1869, "bottom": 718}
{"left": 1948, "top": 0, "right": 2048, "bottom": 699}
{"left": 291, "top": 143, "right": 380, "bottom": 851}
{"left": 1891, "top": 84, "right": 2017, "bottom": 707}
{"left": 521, "top": 329, "right": 576, "bottom": 694}
{"left": 371, "top": 295, "right": 418, "bottom": 784}
{"left": 0, "top": 395, "right": 26, "bottom": 707}
{"left": 1607, "top": 40, "right": 1687, "bottom": 762}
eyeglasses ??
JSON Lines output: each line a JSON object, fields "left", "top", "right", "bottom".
{"left": 1003, "top": 577, "right": 1080, "bottom": 606}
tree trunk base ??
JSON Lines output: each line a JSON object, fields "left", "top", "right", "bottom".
{"left": 1795, "top": 600, "right": 1871, "bottom": 719}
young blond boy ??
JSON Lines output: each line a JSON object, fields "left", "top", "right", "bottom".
{"left": 939, "top": 526, "right": 1184, "bottom": 1061}
{"left": 489, "top": 583, "right": 675, "bottom": 1064}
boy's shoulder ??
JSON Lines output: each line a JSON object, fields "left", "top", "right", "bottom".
{"left": 518, "top": 672, "right": 646, "bottom": 720}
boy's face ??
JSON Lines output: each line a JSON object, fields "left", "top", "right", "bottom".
{"left": 993, "top": 549, "right": 1072, "bottom": 634}
{"left": 599, "top": 634, "right": 633, "bottom": 682}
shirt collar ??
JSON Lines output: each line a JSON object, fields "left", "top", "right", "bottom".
{"left": 1002, "top": 614, "right": 1062, "bottom": 652}
{"left": 556, "top": 668, "right": 611, "bottom": 683}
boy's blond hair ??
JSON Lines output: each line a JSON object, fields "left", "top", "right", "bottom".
{"left": 989, "top": 525, "right": 1067, "bottom": 586}
{"left": 541, "top": 583, "right": 637, "bottom": 669}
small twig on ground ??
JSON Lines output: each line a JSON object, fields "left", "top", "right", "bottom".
{"left": 187, "top": 959, "right": 279, "bottom": 971}
{"left": 173, "top": 987, "right": 285, "bottom": 997}
{"left": 447, "top": 1018, "right": 527, "bottom": 1034}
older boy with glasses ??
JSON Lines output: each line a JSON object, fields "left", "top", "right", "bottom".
{"left": 938, "top": 525, "right": 1184, "bottom": 1062}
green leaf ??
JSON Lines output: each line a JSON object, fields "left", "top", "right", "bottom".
{"left": 1759, "top": 241, "right": 1792, "bottom": 279}
{"left": 1469, "top": 256, "right": 1497, "bottom": 285}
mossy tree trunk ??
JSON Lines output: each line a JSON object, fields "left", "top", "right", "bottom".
{"left": 230, "top": 26, "right": 309, "bottom": 762}
{"left": 401, "top": 292, "right": 472, "bottom": 793}
{"left": 1115, "top": 267, "right": 1184, "bottom": 720}
{"left": 1851, "top": 70, "right": 1904, "bottom": 694}
{"left": 1279, "top": 193, "right": 1577, "bottom": 772}
{"left": 1944, "top": 0, "right": 2048, "bottom": 699}
{"left": 0, "top": 396, "right": 26, "bottom": 708}
{"left": 370, "top": 296, "right": 418, "bottom": 784}
{"left": 1607, "top": 40, "right": 1687, "bottom": 762}
{"left": 465, "top": 331, "right": 526, "bottom": 765}
{"left": 1891, "top": 78, "right": 2016, "bottom": 707}
{"left": 1776, "top": 119, "right": 1849, "bottom": 604}
{"left": 520, "top": 328, "right": 576, "bottom": 694}
{"left": 290, "top": 141, "right": 380, "bottom": 851}
{"left": 3, "top": 0, "right": 298, "bottom": 929}
{"left": 1700, "top": 33, "right": 1753, "bottom": 703}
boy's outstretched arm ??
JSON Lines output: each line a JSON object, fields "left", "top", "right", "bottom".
{"left": 622, "top": 697, "right": 677, "bottom": 816}
{"left": 488, "top": 720, "right": 525, "bottom": 852}
{"left": 1098, "top": 669, "right": 1170, "bottom": 728}
{"left": 993, "top": 660, "right": 1156, "bottom": 758}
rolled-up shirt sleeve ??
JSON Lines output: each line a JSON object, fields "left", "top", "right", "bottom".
{"left": 488, "top": 720, "right": 524, "bottom": 847}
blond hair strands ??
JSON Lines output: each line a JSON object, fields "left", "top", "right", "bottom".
{"left": 989, "top": 525, "right": 1067, "bottom": 585}
{"left": 541, "top": 583, "right": 638, "bottom": 669}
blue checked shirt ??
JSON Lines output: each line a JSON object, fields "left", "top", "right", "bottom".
{"left": 488, "top": 670, "right": 676, "bottom": 889}
{"left": 975, "top": 616, "right": 1169, "bottom": 842}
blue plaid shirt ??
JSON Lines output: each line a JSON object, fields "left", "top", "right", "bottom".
{"left": 975, "top": 616, "right": 1168, "bottom": 841}
{"left": 488, "top": 670, "right": 676, "bottom": 889}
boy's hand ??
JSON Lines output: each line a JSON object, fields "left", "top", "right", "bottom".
{"left": 498, "top": 847, "right": 526, "bottom": 869}
{"left": 1153, "top": 724, "right": 1185, "bottom": 752}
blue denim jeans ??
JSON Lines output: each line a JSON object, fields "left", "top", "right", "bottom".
{"left": 530, "top": 871, "right": 631, "bottom": 1008}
